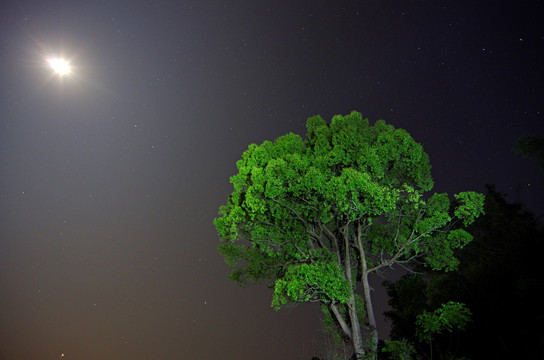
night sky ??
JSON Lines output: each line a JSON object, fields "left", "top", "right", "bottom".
{"left": 1, "top": 1, "right": 543, "bottom": 359}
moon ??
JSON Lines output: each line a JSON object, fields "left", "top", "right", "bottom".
{"left": 47, "top": 57, "right": 72, "bottom": 76}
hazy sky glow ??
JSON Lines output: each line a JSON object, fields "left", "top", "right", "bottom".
{"left": 1, "top": 1, "right": 542, "bottom": 360}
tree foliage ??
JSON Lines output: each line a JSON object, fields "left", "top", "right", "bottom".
{"left": 214, "top": 111, "right": 484, "bottom": 359}
{"left": 513, "top": 134, "right": 544, "bottom": 171}
{"left": 385, "top": 185, "right": 544, "bottom": 359}
{"left": 415, "top": 301, "right": 472, "bottom": 342}
{"left": 381, "top": 339, "right": 417, "bottom": 360}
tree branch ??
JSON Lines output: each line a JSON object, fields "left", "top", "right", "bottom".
{"left": 330, "top": 303, "right": 353, "bottom": 340}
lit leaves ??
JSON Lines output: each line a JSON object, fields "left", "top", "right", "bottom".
{"left": 425, "top": 229, "right": 473, "bottom": 271}
{"left": 415, "top": 301, "right": 472, "bottom": 341}
{"left": 414, "top": 193, "right": 451, "bottom": 235}
{"left": 454, "top": 191, "right": 485, "bottom": 226}
{"left": 214, "top": 111, "right": 484, "bottom": 312}
{"left": 325, "top": 167, "right": 399, "bottom": 219}
{"left": 272, "top": 262, "right": 351, "bottom": 310}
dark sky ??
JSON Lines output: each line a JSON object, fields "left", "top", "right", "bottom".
{"left": 1, "top": 1, "right": 543, "bottom": 359}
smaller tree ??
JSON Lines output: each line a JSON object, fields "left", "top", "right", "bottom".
{"left": 415, "top": 302, "right": 472, "bottom": 359}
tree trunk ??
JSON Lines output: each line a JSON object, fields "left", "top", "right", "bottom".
{"left": 355, "top": 220, "right": 378, "bottom": 355}
{"left": 342, "top": 225, "right": 365, "bottom": 359}
{"left": 361, "top": 271, "right": 378, "bottom": 353}
{"left": 347, "top": 294, "right": 365, "bottom": 359}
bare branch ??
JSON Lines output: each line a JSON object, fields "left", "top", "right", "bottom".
{"left": 330, "top": 303, "right": 353, "bottom": 340}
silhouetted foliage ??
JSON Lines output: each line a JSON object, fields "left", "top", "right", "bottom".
{"left": 513, "top": 134, "right": 544, "bottom": 171}
{"left": 385, "top": 185, "right": 544, "bottom": 359}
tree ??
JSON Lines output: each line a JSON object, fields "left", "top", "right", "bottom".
{"left": 214, "top": 111, "right": 484, "bottom": 359}
{"left": 415, "top": 301, "right": 472, "bottom": 360}
{"left": 385, "top": 185, "right": 544, "bottom": 359}
{"left": 513, "top": 134, "right": 544, "bottom": 171}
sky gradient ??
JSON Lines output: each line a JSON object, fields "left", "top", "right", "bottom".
{"left": 1, "top": 1, "right": 543, "bottom": 359}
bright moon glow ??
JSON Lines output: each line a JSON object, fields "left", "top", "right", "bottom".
{"left": 47, "top": 57, "right": 71, "bottom": 75}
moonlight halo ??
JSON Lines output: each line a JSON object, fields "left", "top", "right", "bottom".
{"left": 47, "top": 57, "right": 72, "bottom": 76}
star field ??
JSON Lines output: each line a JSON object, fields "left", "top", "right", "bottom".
{"left": 1, "top": 1, "right": 542, "bottom": 359}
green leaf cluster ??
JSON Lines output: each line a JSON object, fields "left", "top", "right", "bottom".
{"left": 381, "top": 339, "right": 417, "bottom": 360}
{"left": 415, "top": 301, "right": 472, "bottom": 342}
{"left": 272, "top": 262, "right": 351, "bottom": 310}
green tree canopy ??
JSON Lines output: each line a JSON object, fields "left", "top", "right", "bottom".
{"left": 214, "top": 111, "right": 484, "bottom": 359}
